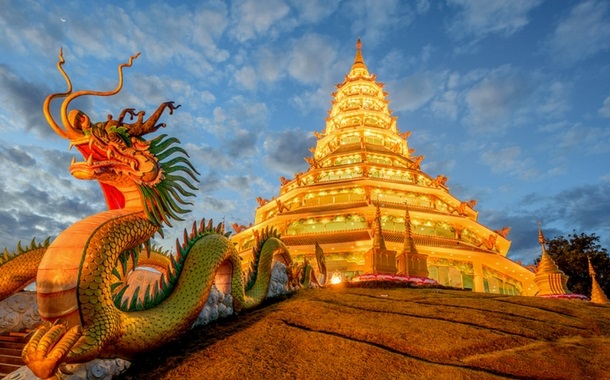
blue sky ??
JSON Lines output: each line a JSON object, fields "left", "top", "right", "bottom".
{"left": 0, "top": 0, "right": 609, "bottom": 264}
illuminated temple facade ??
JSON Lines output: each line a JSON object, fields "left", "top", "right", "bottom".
{"left": 232, "top": 40, "right": 536, "bottom": 295}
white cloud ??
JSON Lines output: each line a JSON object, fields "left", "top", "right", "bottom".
{"left": 234, "top": 66, "right": 258, "bottom": 91}
{"left": 536, "top": 81, "right": 570, "bottom": 118}
{"left": 599, "top": 96, "right": 610, "bottom": 118}
{"left": 290, "top": 0, "right": 341, "bottom": 23}
{"left": 346, "top": 0, "right": 413, "bottom": 43}
{"left": 463, "top": 65, "right": 529, "bottom": 133}
{"left": 230, "top": 0, "right": 291, "bottom": 42}
{"left": 416, "top": 0, "right": 430, "bottom": 15}
{"left": 447, "top": 0, "right": 543, "bottom": 40}
{"left": 388, "top": 71, "right": 446, "bottom": 113}
{"left": 287, "top": 34, "right": 337, "bottom": 85}
{"left": 431, "top": 90, "right": 459, "bottom": 120}
{"left": 480, "top": 146, "right": 539, "bottom": 180}
{"left": 546, "top": 0, "right": 610, "bottom": 66}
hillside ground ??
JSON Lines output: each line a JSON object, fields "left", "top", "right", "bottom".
{"left": 117, "top": 285, "right": 610, "bottom": 380}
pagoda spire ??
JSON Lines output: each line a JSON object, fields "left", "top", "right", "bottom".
{"left": 588, "top": 256, "right": 609, "bottom": 304}
{"left": 402, "top": 205, "right": 417, "bottom": 255}
{"left": 534, "top": 224, "right": 571, "bottom": 296}
{"left": 372, "top": 202, "right": 386, "bottom": 250}
{"left": 350, "top": 38, "right": 369, "bottom": 76}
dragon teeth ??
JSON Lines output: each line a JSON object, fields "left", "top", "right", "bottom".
{"left": 87, "top": 154, "right": 93, "bottom": 165}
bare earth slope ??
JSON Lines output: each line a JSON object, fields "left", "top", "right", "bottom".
{"left": 117, "top": 287, "right": 610, "bottom": 380}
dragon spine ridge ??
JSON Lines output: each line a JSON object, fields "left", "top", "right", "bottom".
{"left": 245, "top": 226, "right": 282, "bottom": 291}
{"left": 1, "top": 238, "right": 51, "bottom": 265}
{"left": 112, "top": 218, "right": 229, "bottom": 312}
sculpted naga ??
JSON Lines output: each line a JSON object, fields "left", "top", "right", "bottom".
{"left": 0, "top": 50, "right": 292, "bottom": 379}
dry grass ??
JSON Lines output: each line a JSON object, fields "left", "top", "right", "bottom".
{"left": 116, "top": 285, "right": 610, "bottom": 380}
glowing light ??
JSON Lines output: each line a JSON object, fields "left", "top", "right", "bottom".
{"left": 331, "top": 272, "right": 342, "bottom": 284}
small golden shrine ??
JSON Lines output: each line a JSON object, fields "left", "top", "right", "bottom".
{"left": 534, "top": 225, "right": 571, "bottom": 296}
{"left": 231, "top": 39, "right": 536, "bottom": 295}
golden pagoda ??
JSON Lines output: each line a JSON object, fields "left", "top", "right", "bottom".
{"left": 588, "top": 256, "right": 609, "bottom": 304}
{"left": 232, "top": 39, "right": 536, "bottom": 295}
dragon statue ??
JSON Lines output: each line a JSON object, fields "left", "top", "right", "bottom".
{"left": 0, "top": 50, "right": 293, "bottom": 379}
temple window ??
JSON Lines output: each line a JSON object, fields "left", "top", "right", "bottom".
{"left": 286, "top": 213, "right": 367, "bottom": 235}
{"left": 435, "top": 221, "right": 455, "bottom": 239}
{"left": 364, "top": 135, "right": 383, "bottom": 145}
{"left": 341, "top": 134, "right": 360, "bottom": 145}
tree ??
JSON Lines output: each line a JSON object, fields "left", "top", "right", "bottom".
{"left": 535, "top": 231, "right": 610, "bottom": 297}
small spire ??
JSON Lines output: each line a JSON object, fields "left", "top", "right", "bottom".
{"left": 536, "top": 223, "right": 563, "bottom": 275}
{"left": 588, "top": 256, "right": 596, "bottom": 277}
{"left": 402, "top": 204, "right": 417, "bottom": 254}
{"left": 350, "top": 38, "right": 369, "bottom": 75}
{"left": 372, "top": 202, "right": 386, "bottom": 250}
{"left": 588, "top": 256, "right": 609, "bottom": 304}
{"left": 537, "top": 221, "right": 546, "bottom": 246}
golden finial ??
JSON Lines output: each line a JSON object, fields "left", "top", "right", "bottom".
{"left": 372, "top": 202, "right": 386, "bottom": 250}
{"left": 350, "top": 37, "right": 368, "bottom": 74}
{"left": 402, "top": 203, "right": 417, "bottom": 254}
{"left": 537, "top": 221, "right": 545, "bottom": 245}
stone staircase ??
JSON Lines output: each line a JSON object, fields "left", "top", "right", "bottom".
{"left": 0, "top": 329, "right": 31, "bottom": 378}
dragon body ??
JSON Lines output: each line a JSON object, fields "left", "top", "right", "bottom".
{"left": 0, "top": 239, "right": 50, "bottom": 301}
{"left": 9, "top": 51, "right": 292, "bottom": 379}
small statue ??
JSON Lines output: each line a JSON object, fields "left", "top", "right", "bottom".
{"left": 256, "top": 197, "right": 270, "bottom": 206}
{"left": 399, "top": 131, "right": 412, "bottom": 140}
{"left": 231, "top": 223, "right": 247, "bottom": 233}
{"left": 494, "top": 227, "right": 511, "bottom": 238}
{"left": 276, "top": 199, "right": 291, "bottom": 213}
{"left": 410, "top": 155, "right": 424, "bottom": 170}
{"left": 433, "top": 175, "right": 448, "bottom": 187}
{"left": 279, "top": 176, "right": 290, "bottom": 185}
{"left": 478, "top": 234, "right": 497, "bottom": 250}
{"left": 304, "top": 156, "right": 320, "bottom": 168}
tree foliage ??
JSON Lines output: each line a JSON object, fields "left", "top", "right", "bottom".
{"left": 535, "top": 231, "right": 610, "bottom": 297}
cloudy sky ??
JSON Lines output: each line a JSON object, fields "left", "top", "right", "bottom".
{"left": 1, "top": 0, "right": 609, "bottom": 264}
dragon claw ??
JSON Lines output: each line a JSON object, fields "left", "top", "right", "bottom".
{"left": 22, "top": 320, "right": 83, "bottom": 380}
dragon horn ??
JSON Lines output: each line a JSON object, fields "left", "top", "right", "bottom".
{"left": 58, "top": 52, "right": 141, "bottom": 138}
{"left": 43, "top": 48, "right": 73, "bottom": 139}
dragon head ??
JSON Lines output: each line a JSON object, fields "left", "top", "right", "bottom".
{"left": 44, "top": 50, "right": 199, "bottom": 227}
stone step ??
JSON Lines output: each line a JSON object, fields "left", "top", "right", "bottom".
{"left": 0, "top": 335, "right": 23, "bottom": 343}
{"left": 0, "top": 362, "right": 22, "bottom": 377}
{"left": 0, "top": 341, "right": 25, "bottom": 350}
{"left": 0, "top": 347, "right": 22, "bottom": 357}
{"left": 0, "top": 354, "right": 23, "bottom": 366}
